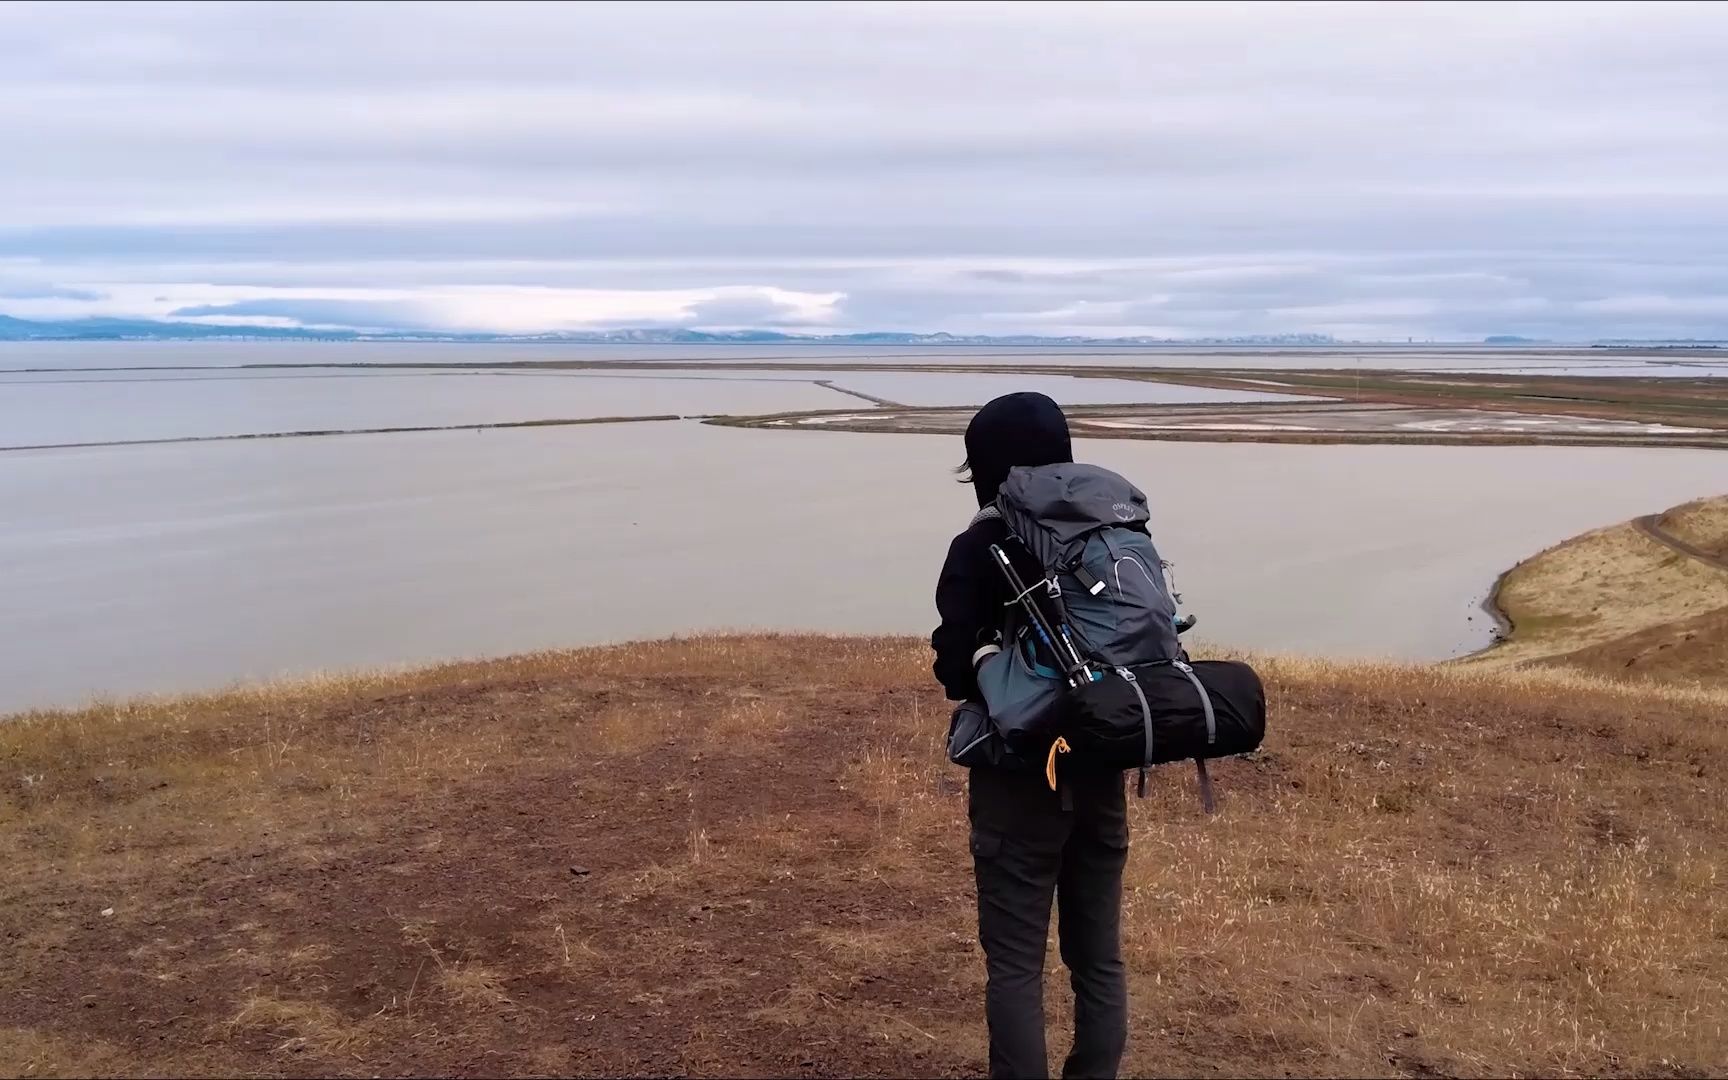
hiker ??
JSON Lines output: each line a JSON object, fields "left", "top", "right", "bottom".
{"left": 932, "top": 392, "right": 1130, "bottom": 1080}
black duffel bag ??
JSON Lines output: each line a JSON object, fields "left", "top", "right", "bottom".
{"left": 1033, "top": 658, "right": 1266, "bottom": 809}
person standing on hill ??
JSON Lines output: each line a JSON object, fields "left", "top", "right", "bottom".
{"left": 932, "top": 392, "right": 1130, "bottom": 1080}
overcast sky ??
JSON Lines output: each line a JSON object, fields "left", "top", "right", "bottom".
{"left": 2, "top": 0, "right": 1725, "bottom": 339}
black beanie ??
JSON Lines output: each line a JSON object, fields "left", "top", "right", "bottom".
{"left": 963, "top": 392, "right": 1074, "bottom": 507}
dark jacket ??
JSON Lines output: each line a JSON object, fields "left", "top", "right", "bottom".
{"left": 932, "top": 391, "right": 1075, "bottom": 701}
{"left": 932, "top": 511, "right": 1015, "bottom": 701}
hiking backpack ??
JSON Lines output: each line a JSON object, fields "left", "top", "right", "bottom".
{"left": 969, "top": 462, "right": 1266, "bottom": 808}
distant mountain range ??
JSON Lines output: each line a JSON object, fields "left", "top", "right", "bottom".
{"left": 0, "top": 314, "right": 359, "bottom": 342}
{"left": 0, "top": 314, "right": 1344, "bottom": 346}
{"left": 0, "top": 314, "right": 1720, "bottom": 347}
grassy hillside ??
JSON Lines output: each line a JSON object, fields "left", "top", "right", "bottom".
{"left": 1471, "top": 494, "right": 1728, "bottom": 685}
{"left": 5, "top": 636, "right": 1726, "bottom": 1078}
{"left": 1665, "top": 497, "right": 1728, "bottom": 559}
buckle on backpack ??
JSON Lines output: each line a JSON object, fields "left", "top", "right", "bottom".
{"left": 1072, "top": 563, "right": 1106, "bottom": 596}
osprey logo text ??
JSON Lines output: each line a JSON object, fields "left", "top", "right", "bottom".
{"left": 1112, "top": 502, "right": 1136, "bottom": 521}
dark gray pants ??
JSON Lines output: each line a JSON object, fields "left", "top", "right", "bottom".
{"left": 969, "top": 763, "right": 1130, "bottom": 1080}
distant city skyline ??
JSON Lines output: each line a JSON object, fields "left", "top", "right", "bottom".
{"left": 2, "top": 1, "right": 1725, "bottom": 340}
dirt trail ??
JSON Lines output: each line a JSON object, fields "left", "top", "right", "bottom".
{"left": 1634, "top": 513, "right": 1728, "bottom": 572}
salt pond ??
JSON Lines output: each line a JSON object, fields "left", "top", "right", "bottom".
{"left": 0, "top": 365, "right": 1299, "bottom": 447}
{"left": 2, "top": 417, "right": 1722, "bottom": 713}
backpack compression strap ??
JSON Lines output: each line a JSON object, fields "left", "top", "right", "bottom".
{"left": 1171, "top": 661, "right": 1220, "bottom": 815}
{"left": 1115, "top": 667, "right": 1154, "bottom": 799}
{"left": 1127, "top": 661, "right": 1219, "bottom": 812}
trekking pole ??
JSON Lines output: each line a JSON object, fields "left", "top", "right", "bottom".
{"left": 1051, "top": 614, "right": 1094, "bottom": 680}
{"left": 989, "top": 544, "right": 1069, "bottom": 678}
{"left": 1031, "top": 577, "right": 1097, "bottom": 683}
{"left": 989, "top": 544, "right": 1094, "bottom": 687}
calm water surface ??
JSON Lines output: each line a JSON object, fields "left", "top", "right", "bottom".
{"left": 1, "top": 364, "right": 1301, "bottom": 447}
{"left": 2, "top": 419, "right": 1723, "bottom": 713}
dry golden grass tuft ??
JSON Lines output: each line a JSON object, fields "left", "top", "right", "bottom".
{"left": 4, "top": 633, "right": 1726, "bottom": 1077}
{"left": 591, "top": 701, "right": 674, "bottom": 754}
{"left": 700, "top": 694, "right": 787, "bottom": 748}
{"left": 225, "top": 993, "right": 377, "bottom": 1056}
{"left": 435, "top": 963, "right": 514, "bottom": 1012}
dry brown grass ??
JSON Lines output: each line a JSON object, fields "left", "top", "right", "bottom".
{"left": 225, "top": 993, "right": 380, "bottom": 1057}
{"left": 1483, "top": 524, "right": 1728, "bottom": 659}
{"left": 1119, "top": 656, "right": 1728, "bottom": 1076}
{"left": 435, "top": 963, "right": 515, "bottom": 1012}
{"left": 1662, "top": 496, "right": 1728, "bottom": 558}
{"left": 1468, "top": 494, "right": 1728, "bottom": 685}
{"left": 0, "top": 1029, "right": 133, "bottom": 1079}
{"left": 4, "top": 634, "right": 1727, "bottom": 1077}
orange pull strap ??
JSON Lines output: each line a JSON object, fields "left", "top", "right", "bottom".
{"left": 1045, "top": 737, "right": 1071, "bottom": 792}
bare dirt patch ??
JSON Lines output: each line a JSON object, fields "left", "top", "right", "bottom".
{"left": 5, "top": 637, "right": 1728, "bottom": 1077}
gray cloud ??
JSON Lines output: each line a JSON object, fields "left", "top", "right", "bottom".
{"left": 168, "top": 298, "right": 435, "bottom": 329}
{"left": 1, "top": 1, "right": 1725, "bottom": 339}
{"left": 0, "top": 281, "right": 102, "bottom": 301}
{"left": 678, "top": 293, "right": 833, "bottom": 329}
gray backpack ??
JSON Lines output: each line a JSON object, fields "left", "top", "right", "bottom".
{"left": 973, "top": 463, "right": 1183, "bottom": 746}
{"left": 1001, "top": 463, "right": 1182, "bottom": 666}
{"left": 958, "top": 462, "right": 1265, "bottom": 811}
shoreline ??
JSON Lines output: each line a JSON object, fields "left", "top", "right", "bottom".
{"left": 1459, "top": 495, "right": 1728, "bottom": 682}
{"left": 715, "top": 408, "right": 1728, "bottom": 451}
{"left": 11, "top": 413, "right": 1723, "bottom": 455}
{"left": 1467, "top": 565, "right": 1519, "bottom": 661}
{"left": 0, "top": 414, "right": 687, "bottom": 453}
{"left": 10, "top": 358, "right": 1725, "bottom": 454}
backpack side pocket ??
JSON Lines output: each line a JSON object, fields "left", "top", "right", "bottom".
{"left": 947, "top": 701, "right": 996, "bottom": 767}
